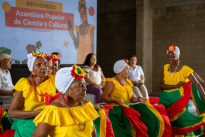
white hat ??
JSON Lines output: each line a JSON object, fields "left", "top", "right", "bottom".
{"left": 55, "top": 65, "right": 86, "bottom": 94}
{"left": 113, "top": 59, "right": 129, "bottom": 74}
{"left": 0, "top": 53, "right": 15, "bottom": 61}
{"left": 167, "top": 45, "right": 180, "bottom": 59}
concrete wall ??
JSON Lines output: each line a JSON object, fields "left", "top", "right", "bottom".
{"left": 97, "top": 0, "right": 136, "bottom": 78}
{"left": 97, "top": 0, "right": 205, "bottom": 96}
{"left": 152, "top": 2, "right": 205, "bottom": 94}
{"left": 136, "top": 0, "right": 153, "bottom": 94}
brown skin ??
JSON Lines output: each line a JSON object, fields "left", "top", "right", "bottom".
{"left": 159, "top": 52, "right": 185, "bottom": 90}
{"left": 102, "top": 65, "right": 147, "bottom": 106}
{"left": 0, "top": 59, "right": 15, "bottom": 95}
{"left": 194, "top": 72, "right": 205, "bottom": 87}
{"left": 50, "top": 60, "right": 58, "bottom": 75}
{"left": 129, "top": 57, "right": 145, "bottom": 87}
{"left": 47, "top": 60, "right": 52, "bottom": 75}
{"left": 31, "top": 79, "right": 97, "bottom": 137}
{"left": 8, "top": 57, "right": 48, "bottom": 118}
{"left": 68, "top": 11, "right": 94, "bottom": 52}
{"left": 159, "top": 52, "right": 205, "bottom": 101}
{"left": 56, "top": 54, "right": 61, "bottom": 66}
{"left": 84, "top": 55, "right": 105, "bottom": 88}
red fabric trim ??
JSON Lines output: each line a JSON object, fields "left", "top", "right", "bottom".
{"left": 122, "top": 106, "right": 148, "bottom": 137}
{"left": 103, "top": 105, "right": 115, "bottom": 137}
{"left": 151, "top": 103, "right": 172, "bottom": 137}
{"left": 166, "top": 81, "right": 191, "bottom": 118}
{"left": 0, "top": 129, "right": 15, "bottom": 137}
{"left": 0, "top": 108, "right": 3, "bottom": 134}
{"left": 172, "top": 122, "right": 204, "bottom": 135}
{"left": 149, "top": 98, "right": 160, "bottom": 104}
{"left": 45, "top": 92, "right": 62, "bottom": 105}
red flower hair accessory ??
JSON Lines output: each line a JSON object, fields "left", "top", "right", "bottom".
{"left": 123, "top": 59, "right": 129, "bottom": 65}
{"left": 32, "top": 51, "right": 43, "bottom": 57}
{"left": 168, "top": 45, "right": 176, "bottom": 53}
{"left": 43, "top": 54, "right": 51, "bottom": 61}
{"left": 71, "top": 64, "right": 86, "bottom": 80}
{"left": 51, "top": 54, "right": 58, "bottom": 61}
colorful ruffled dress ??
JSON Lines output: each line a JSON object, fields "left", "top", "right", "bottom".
{"left": 94, "top": 78, "right": 171, "bottom": 137}
{"left": 33, "top": 101, "right": 99, "bottom": 137}
{"left": 159, "top": 64, "right": 205, "bottom": 136}
{"left": 10, "top": 74, "right": 56, "bottom": 137}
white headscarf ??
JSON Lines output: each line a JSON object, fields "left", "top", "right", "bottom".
{"left": 113, "top": 60, "right": 128, "bottom": 74}
{"left": 55, "top": 67, "right": 75, "bottom": 94}
{"left": 167, "top": 46, "right": 180, "bottom": 59}
{"left": 27, "top": 53, "right": 37, "bottom": 72}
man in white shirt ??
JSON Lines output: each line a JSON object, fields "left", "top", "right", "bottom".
{"left": 0, "top": 53, "right": 15, "bottom": 95}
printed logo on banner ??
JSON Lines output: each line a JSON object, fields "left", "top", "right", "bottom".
{"left": 2, "top": 1, "right": 74, "bottom": 31}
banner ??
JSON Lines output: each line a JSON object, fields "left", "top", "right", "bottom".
{"left": 1, "top": 0, "right": 97, "bottom": 64}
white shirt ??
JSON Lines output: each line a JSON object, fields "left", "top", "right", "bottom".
{"left": 0, "top": 68, "right": 14, "bottom": 91}
{"left": 83, "top": 65, "right": 102, "bottom": 85}
{"left": 128, "top": 65, "right": 144, "bottom": 82}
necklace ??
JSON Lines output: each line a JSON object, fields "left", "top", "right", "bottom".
{"left": 168, "top": 64, "right": 179, "bottom": 73}
{"left": 61, "top": 96, "right": 86, "bottom": 131}
{"left": 115, "top": 76, "right": 131, "bottom": 100}
{"left": 31, "top": 77, "right": 47, "bottom": 103}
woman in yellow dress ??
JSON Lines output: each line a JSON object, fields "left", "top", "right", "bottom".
{"left": 7, "top": 51, "right": 56, "bottom": 137}
{"left": 32, "top": 65, "right": 99, "bottom": 137}
{"left": 159, "top": 45, "right": 205, "bottom": 136}
{"left": 96, "top": 59, "right": 171, "bottom": 137}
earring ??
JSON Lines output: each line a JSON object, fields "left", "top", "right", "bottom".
{"left": 65, "top": 96, "right": 69, "bottom": 105}
{"left": 176, "top": 59, "right": 180, "bottom": 65}
{"left": 30, "top": 72, "right": 36, "bottom": 77}
{"left": 119, "top": 73, "right": 122, "bottom": 76}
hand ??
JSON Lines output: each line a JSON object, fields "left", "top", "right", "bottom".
{"left": 132, "top": 81, "right": 138, "bottom": 84}
{"left": 139, "top": 97, "right": 147, "bottom": 104}
{"left": 3, "top": 105, "right": 10, "bottom": 112}
{"left": 34, "top": 109, "right": 43, "bottom": 116}
{"left": 139, "top": 80, "right": 143, "bottom": 84}
{"left": 96, "top": 84, "right": 102, "bottom": 89}
{"left": 134, "top": 83, "right": 140, "bottom": 87}
{"left": 93, "top": 104, "right": 104, "bottom": 110}
{"left": 176, "top": 81, "right": 186, "bottom": 88}
{"left": 67, "top": 20, "right": 73, "bottom": 31}
{"left": 115, "top": 100, "right": 124, "bottom": 107}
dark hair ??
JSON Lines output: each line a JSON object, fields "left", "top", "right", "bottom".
{"left": 83, "top": 53, "right": 98, "bottom": 71}
{"left": 128, "top": 55, "right": 137, "bottom": 60}
{"left": 128, "top": 55, "right": 137, "bottom": 65}
{"left": 51, "top": 52, "right": 59, "bottom": 55}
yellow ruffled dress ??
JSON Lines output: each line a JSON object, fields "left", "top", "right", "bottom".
{"left": 13, "top": 74, "right": 56, "bottom": 111}
{"left": 159, "top": 64, "right": 203, "bottom": 136}
{"left": 163, "top": 64, "right": 193, "bottom": 95}
{"left": 11, "top": 74, "right": 57, "bottom": 137}
{"left": 104, "top": 78, "right": 133, "bottom": 106}
{"left": 33, "top": 101, "right": 99, "bottom": 137}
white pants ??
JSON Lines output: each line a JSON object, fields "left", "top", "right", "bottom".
{"left": 132, "top": 85, "right": 149, "bottom": 98}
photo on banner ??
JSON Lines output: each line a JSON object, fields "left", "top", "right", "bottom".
{"left": 0, "top": 0, "right": 97, "bottom": 64}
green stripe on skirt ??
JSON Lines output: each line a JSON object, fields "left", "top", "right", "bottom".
{"left": 130, "top": 103, "right": 160, "bottom": 137}
{"left": 11, "top": 118, "right": 36, "bottom": 137}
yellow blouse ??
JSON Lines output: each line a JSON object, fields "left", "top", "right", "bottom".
{"left": 104, "top": 78, "right": 133, "bottom": 105}
{"left": 164, "top": 64, "right": 193, "bottom": 85}
{"left": 164, "top": 64, "right": 193, "bottom": 93}
{"left": 14, "top": 74, "right": 56, "bottom": 111}
{"left": 33, "top": 101, "right": 99, "bottom": 137}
